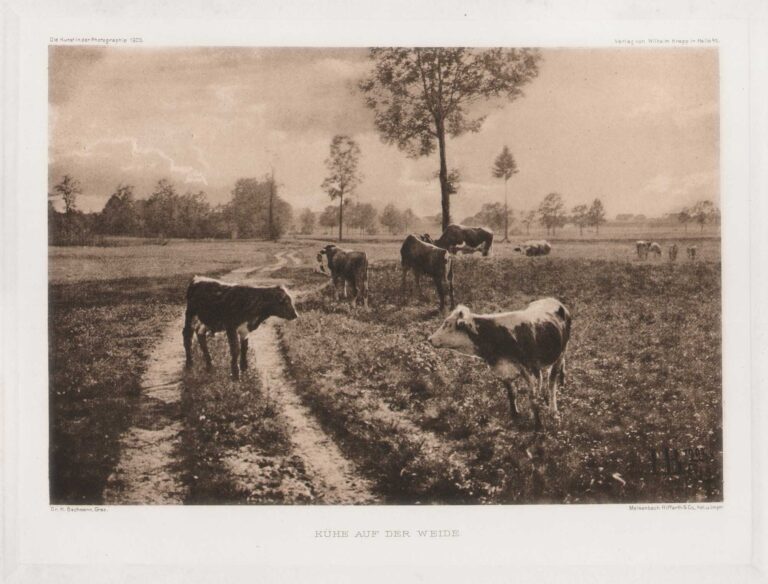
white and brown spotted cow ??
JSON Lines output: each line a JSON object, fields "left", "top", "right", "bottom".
{"left": 648, "top": 242, "right": 662, "bottom": 258}
{"left": 429, "top": 298, "right": 571, "bottom": 427}
{"left": 687, "top": 245, "right": 698, "bottom": 260}
{"left": 636, "top": 241, "right": 650, "bottom": 260}
{"left": 183, "top": 276, "right": 298, "bottom": 380}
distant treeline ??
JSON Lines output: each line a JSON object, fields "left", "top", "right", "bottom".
{"left": 49, "top": 175, "right": 291, "bottom": 245}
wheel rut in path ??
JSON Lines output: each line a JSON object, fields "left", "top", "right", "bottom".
{"left": 104, "top": 249, "right": 377, "bottom": 504}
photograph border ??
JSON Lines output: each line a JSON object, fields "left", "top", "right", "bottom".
{"left": 2, "top": 1, "right": 766, "bottom": 582}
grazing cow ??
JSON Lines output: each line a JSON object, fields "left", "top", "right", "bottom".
{"left": 183, "top": 276, "right": 299, "bottom": 380}
{"left": 687, "top": 245, "right": 698, "bottom": 260}
{"left": 401, "top": 234, "right": 455, "bottom": 314}
{"left": 514, "top": 240, "right": 552, "bottom": 257}
{"left": 648, "top": 242, "right": 662, "bottom": 258}
{"left": 668, "top": 243, "right": 679, "bottom": 261}
{"left": 429, "top": 298, "right": 571, "bottom": 426}
{"left": 636, "top": 241, "right": 650, "bottom": 260}
{"left": 425, "top": 224, "right": 494, "bottom": 256}
{"left": 316, "top": 244, "right": 369, "bottom": 307}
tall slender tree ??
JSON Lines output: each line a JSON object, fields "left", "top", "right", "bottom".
{"left": 321, "top": 135, "right": 362, "bottom": 242}
{"left": 360, "top": 48, "right": 541, "bottom": 231}
{"left": 588, "top": 198, "right": 606, "bottom": 234}
{"left": 54, "top": 174, "right": 82, "bottom": 215}
{"left": 492, "top": 145, "right": 519, "bottom": 242}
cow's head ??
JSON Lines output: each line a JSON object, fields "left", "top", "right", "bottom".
{"left": 316, "top": 244, "right": 337, "bottom": 275}
{"left": 274, "top": 285, "right": 299, "bottom": 321}
{"left": 419, "top": 233, "right": 435, "bottom": 244}
{"left": 428, "top": 305, "right": 479, "bottom": 356}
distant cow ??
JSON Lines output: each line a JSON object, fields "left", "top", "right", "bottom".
{"left": 636, "top": 241, "right": 650, "bottom": 260}
{"left": 668, "top": 243, "right": 679, "bottom": 261}
{"left": 401, "top": 234, "right": 455, "bottom": 314}
{"left": 429, "top": 298, "right": 571, "bottom": 426}
{"left": 687, "top": 245, "right": 698, "bottom": 260}
{"left": 424, "top": 224, "right": 494, "bottom": 256}
{"left": 317, "top": 244, "right": 369, "bottom": 308}
{"left": 514, "top": 240, "right": 552, "bottom": 257}
{"left": 648, "top": 242, "right": 662, "bottom": 258}
{"left": 183, "top": 276, "right": 299, "bottom": 380}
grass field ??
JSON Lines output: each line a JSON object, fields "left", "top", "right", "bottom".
{"left": 49, "top": 234, "right": 722, "bottom": 504}
{"left": 278, "top": 249, "right": 723, "bottom": 503}
{"left": 49, "top": 241, "right": 286, "bottom": 503}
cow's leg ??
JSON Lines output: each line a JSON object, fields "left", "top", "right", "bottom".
{"left": 521, "top": 369, "right": 544, "bottom": 430}
{"left": 331, "top": 277, "right": 340, "bottom": 301}
{"left": 195, "top": 328, "right": 213, "bottom": 371}
{"left": 548, "top": 355, "right": 565, "bottom": 418}
{"left": 433, "top": 275, "right": 446, "bottom": 314}
{"left": 415, "top": 272, "right": 425, "bottom": 300}
{"left": 347, "top": 279, "right": 358, "bottom": 308}
{"left": 504, "top": 379, "right": 522, "bottom": 417}
{"left": 239, "top": 336, "right": 249, "bottom": 372}
{"left": 401, "top": 266, "right": 409, "bottom": 305}
{"left": 447, "top": 267, "right": 455, "bottom": 310}
{"left": 360, "top": 272, "right": 369, "bottom": 309}
{"left": 183, "top": 310, "right": 194, "bottom": 368}
{"left": 226, "top": 327, "right": 240, "bottom": 380}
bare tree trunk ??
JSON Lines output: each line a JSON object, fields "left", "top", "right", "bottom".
{"left": 437, "top": 120, "right": 450, "bottom": 232}
{"left": 503, "top": 179, "right": 509, "bottom": 242}
{"left": 338, "top": 194, "right": 344, "bottom": 242}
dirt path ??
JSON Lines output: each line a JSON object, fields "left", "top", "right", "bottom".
{"left": 251, "top": 321, "right": 377, "bottom": 503}
{"left": 237, "top": 250, "right": 377, "bottom": 503}
{"left": 103, "top": 310, "right": 188, "bottom": 504}
{"left": 105, "top": 249, "right": 375, "bottom": 504}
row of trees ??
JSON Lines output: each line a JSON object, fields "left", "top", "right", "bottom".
{"left": 460, "top": 194, "right": 606, "bottom": 237}
{"left": 49, "top": 174, "right": 293, "bottom": 244}
{"left": 299, "top": 202, "right": 418, "bottom": 237}
{"left": 677, "top": 200, "right": 719, "bottom": 232}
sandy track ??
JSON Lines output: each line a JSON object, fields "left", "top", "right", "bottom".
{"left": 103, "top": 310, "right": 187, "bottom": 504}
{"left": 104, "top": 248, "right": 375, "bottom": 504}
{"left": 252, "top": 321, "right": 378, "bottom": 503}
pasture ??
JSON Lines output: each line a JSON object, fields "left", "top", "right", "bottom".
{"left": 49, "top": 234, "right": 722, "bottom": 504}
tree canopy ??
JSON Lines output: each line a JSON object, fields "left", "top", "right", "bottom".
{"left": 360, "top": 48, "right": 541, "bottom": 231}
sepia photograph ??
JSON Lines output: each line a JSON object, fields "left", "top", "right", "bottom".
{"left": 48, "top": 45, "right": 722, "bottom": 507}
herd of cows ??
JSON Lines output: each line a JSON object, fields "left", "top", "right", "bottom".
{"left": 636, "top": 239, "right": 698, "bottom": 261}
{"left": 181, "top": 224, "right": 698, "bottom": 429}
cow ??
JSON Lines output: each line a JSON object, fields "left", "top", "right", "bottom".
{"left": 668, "top": 243, "right": 679, "bottom": 262}
{"left": 687, "top": 245, "right": 698, "bottom": 260}
{"left": 183, "top": 276, "right": 299, "bottom": 380}
{"left": 514, "top": 240, "right": 552, "bottom": 257}
{"left": 424, "top": 224, "right": 494, "bottom": 256}
{"left": 428, "top": 298, "right": 571, "bottom": 427}
{"left": 648, "top": 242, "right": 662, "bottom": 258}
{"left": 316, "top": 244, "right": 369, "bottom": 308}
{"left": 636, "top": 241, "right": 650, "bottom": 260}
{"left": 401, "top": 234, "right": 455, "bottom": 314}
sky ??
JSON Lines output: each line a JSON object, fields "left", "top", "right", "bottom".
{"left": 49, "top": 47, "right": 719, "bottom": 219}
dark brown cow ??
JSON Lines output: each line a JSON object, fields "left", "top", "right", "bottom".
{"left": 429, "top": 298, "right": 571, "bottom": 426}
{"left": 401, "top": 234, "right": 455, "bottom": 314}
{"left": 317, "top": 244, "right": 369, "bottom": 307}
{"left": 668, "top": 243, "right": 679, "bottom": 261}
{"left": 424, "top": 224, "right": 494, "bottom": 256}
{"left": 183, "top": 276, "right": 298, "bottom": 380}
